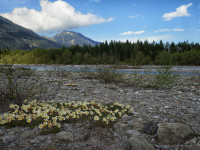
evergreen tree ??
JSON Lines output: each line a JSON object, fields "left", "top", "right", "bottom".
{"left": 169, "top": 42, "right": 176, "bottom": 53}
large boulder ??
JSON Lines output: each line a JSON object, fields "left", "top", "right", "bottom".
{"left": 157, "top": 123, "right": 193, "bottom": 144}
{"left": 128, "top": 132, "right": 155, "bottom": 150}
{"left": 55, "top": 131, "right": 73, "bottom": 142}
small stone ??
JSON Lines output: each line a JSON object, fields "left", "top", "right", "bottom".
{"left": 138, "top": 118, "right": 143, "bottom": 122}
{"left": 7, "top": 129, "right": 12, "bottom": 132}
{"left": 8, "top": 131, "right": 15, "bottom": 135}
{"left": 142, "top": 122, "right": 158, "bottom": 135}
{"left": 164, "top": 106, "right": 170, "bottom": 109}
{"left": 178, "top": 91, "right": 182, "bottom": 94}
{"left": 39, "top": 144, "right": 57, "bottom": 150}
{"left": 119, "top": 89, "right": 123, "bottom": 93}
{"left": 155, "top": 145, "right": 171, "bottom": 150}
{"left": 13, "top": 127, "right": 21, "bottom": 133}
{"left": 197, "top": 143, "right": 200, "bottom": 148}
{"left": 152, "top": 116, "right": 160, "bottom": 119}
{"left": 129, "top": 111, "right": 139, "bottom": 116}
{"left": 90, "top": 138, "right": 98, "bottom": 143}
{"left": 20, "top": 130, "right": 39, "bottom": 139}
{"left": 185, "top": 137, "right": 197, "bottom": 145}
{"left": 126, "top": 130, "right": 140, "bottom": 137}
{"left": 122, "top": 114, "right": 129, "bottom": 120}
{"left": 55, "top": 131, "right": 73, "bottom": 141}
{"left": 159, "top": 145, "right": 171, "bottom": 150}
{"left": 113, "top": 122, "right": 132, "bottom": 133}
{"left": 146, "top": 90, "right": 153, "bottom": 93}
{"left": 63, "top": 123, "right": 71, "bottom": 128}
{"left": 127, "top": 120, "right": 135, "bottom": 126}
{"left": 29, "top": 138, "right": 40, "bottom": 144}
{"left": 3, "top": 135, "right": 16, "bottom": 143}
{"left": 80, "top": 132, "right": 90, "bottom": 141}
{"left": 44, "top": 139, "right": 52, "bottom": 144}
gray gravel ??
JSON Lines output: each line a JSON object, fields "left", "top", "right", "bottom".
{"left": 0, "top": 67, "right": 200, "bottom": 150}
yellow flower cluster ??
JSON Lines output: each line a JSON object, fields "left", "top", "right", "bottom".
{"left": 0, "top": 100, "right": 133, "bottom": 129}
{"left": 65, "top": 83, "right": 77, "bottom": 87}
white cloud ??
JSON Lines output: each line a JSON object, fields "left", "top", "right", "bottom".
{"left": 120, "top": 30, "right": 145, "bottom": 35}
{"left": 155, "top": 28, "right": 185, "bottom": 32}
{"left": 162, "top": 3, "right": 192, "bottom": 21}
{"left": 0, "top": 0, "right": 113, "bottom": 33}
{"left": 91, "top": 0, "right": 102, "bottom": 3}
{"left": 142, "top": 35, "right": 171, "bottom": 42}
{"left": 172, "top": 29, "right": 185, "bottom": 31}
{"left": 129, "top": 14, "right": 140, "bottom": 19}
{"left": 134, "top": 30, "right": 145, "bottom": 34}
{"left": 96, "top": 35, "right": 172, "bottom": 43}
{"left": 107, "top": 35, "right": 171, "bottom": 43}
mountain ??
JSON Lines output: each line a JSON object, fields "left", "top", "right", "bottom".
{"left": 48, "top": 30, "right": 100, "bottom": 46}
{"left": 0, "top": 16, "right": 63, "bottom": 50}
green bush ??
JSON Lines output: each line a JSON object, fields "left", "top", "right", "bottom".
{"left": 79, "top": 65, "right": 124, "bottom": 83}
{"left": 0, "top": 60, "right": 65, "bottom": 106}
{"left": 96, "top": 66, "right": 124, "bottom": 83}
{"left": 154, "top": 66, "right": 179, "bottom": 88}
{"left": 0, "top": 61, "right": 46, "bottom": 105}
{"left": 127, "top": 66, "right": 179, "bottom": 89}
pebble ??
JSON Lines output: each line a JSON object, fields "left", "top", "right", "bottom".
{"left": 155, "top": 145, "right": 171, "bottom": 150}
{"left": 164, "top": 106, "right": 170, "bottom": 109}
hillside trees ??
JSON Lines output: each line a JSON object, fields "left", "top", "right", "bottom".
{"left": 0, "top": 40, "right": 200, "bottom": 65}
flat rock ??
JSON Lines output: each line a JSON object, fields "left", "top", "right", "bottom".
{"left": 20, "top": 130, "right": 39, "bottom": 139}
{"left": 55, "top": 131, "right": 73, "bottom": 141}
{"left": 113, "top": 122, "right": 132, "bottom": 133}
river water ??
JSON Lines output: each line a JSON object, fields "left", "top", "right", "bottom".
{"left": 13, "top": 64, "right": 200, "bottom": 76}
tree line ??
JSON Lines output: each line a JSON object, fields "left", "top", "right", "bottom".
{"left": 0, "top": 40, "right": 200, "bottom": 65}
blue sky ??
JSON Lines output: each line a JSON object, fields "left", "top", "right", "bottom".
{"left": 0, "top": 0, "right": 200, "bottom": 43}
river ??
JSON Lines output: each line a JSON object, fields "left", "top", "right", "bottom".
{"left": 12, "top": 64, "right": 200, "bottom": 76}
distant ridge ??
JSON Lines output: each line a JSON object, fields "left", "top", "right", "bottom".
{"left": 0, "top": 16, "right": 63, "bottom": 50}
{"left": 47, "top": 30, "right": 100, "bottom": 46}
{"left": 0, "top": 16, "right": 100, "bottom": 50}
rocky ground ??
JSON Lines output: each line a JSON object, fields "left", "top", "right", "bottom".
{"left": 0, "top": 67, "right": 200, "bottom": 150}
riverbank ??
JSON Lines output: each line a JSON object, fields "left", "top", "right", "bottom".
{"left": 0, "top": 68, "right": 200, "bottom": 150}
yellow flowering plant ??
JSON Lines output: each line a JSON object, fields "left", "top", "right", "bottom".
{"left": 0, "top": 99, "right": 134, "bottom": 134}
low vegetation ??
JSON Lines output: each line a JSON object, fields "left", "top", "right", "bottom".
{"left": 80, "top": 65, "right": 124, "bottom": 83}
{"left": 0, "top": 100, "right": 133, "bottom": 134}
{"left": 0, "top": 61, "right": 45, "bottom": 106}
{"left": 0, "top": 60, "right": 67, "bottom": 106}
{"left": 80, "top": 65, "right": 180, "bottom": 89}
